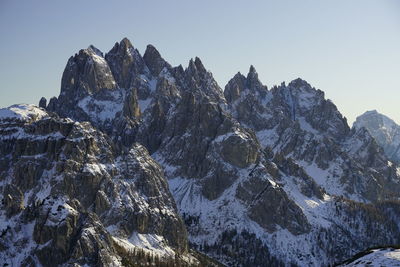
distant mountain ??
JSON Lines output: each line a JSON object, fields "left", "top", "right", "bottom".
{"left": 354, "top": 110, "right": 400, "bottom": 164}
{"left": 1, "top": 38, "right": 400, "bottom": 266}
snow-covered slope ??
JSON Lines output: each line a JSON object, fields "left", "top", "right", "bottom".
{"left": 339, "top": 247, "right": 400, "bottom": 266}
{"left": 0, "top": 104, "right": 48, "bottom": 122}
{"left": 354, "top": 110, "right": 400, "bottom": 163}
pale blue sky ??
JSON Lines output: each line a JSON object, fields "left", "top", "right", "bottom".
{"left": 0, "top": 0, "right": 399, "bottom": 124}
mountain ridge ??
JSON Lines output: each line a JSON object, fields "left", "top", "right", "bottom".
{"left": 1, "top": 37, "right": 400, "bottom": 266}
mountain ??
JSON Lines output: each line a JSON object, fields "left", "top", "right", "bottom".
{"left": 0, "top": 104, "right": 216, "bottom": 266}
{"left": 338, "top": 247, "right": 400, "bottom": 266}
{"left": 354, "top": 110, "right": 400, "bottom": 164}
{"left": 1, "top": 38, "right": 400, "bottom": 266}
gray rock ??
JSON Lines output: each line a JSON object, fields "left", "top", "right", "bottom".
{"left": 39, "top": 97, "right": 47, "bottom": 109}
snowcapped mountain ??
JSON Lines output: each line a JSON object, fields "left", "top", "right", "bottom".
{"left": 1, "top": 38, "right": 400, "bottom": 266}
{"left": 354, "top": 110, "right": 400, "bottom": 164}
{"left": 338, "top": 247, "right": 400, "bottom": 266}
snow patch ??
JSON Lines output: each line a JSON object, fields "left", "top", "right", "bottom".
{"left": 0, "top": 104, "right": 48, "bottom": 122}
{"left": 77, "top": 91, "right": 124, "bottom": 122}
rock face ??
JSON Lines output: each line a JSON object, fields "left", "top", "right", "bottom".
{"left": 0, "top": 105, "right": 208, "bottom": 266}
{"left": 2, "top": 38, "right": 400, "bottom": 266}
{"left": 354, "top": 110, "right": 400, "bottom": 163}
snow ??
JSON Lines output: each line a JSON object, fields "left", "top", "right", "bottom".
{"left": 0, "top": 104, "right": 48, "bottom": 122}
{"left": 354, "top": 110, "right": 400, "bottom": 162}
{"left": 281, "top": 172, "right": 332, "bottom": 228}
{"left": 83, "top": 163, "right": 107, "bottom": 175}
{"left": 112, "top": 232, "right": 175, "bottom": 258}
{"left": 139, "top": 75, "right": 157, "bottom": 92}
{"left": 0, "top": 126, "right": 64, "bottom": 141}
{"left": 299, "top": 161, "right": 357, "bottom": 200}
{"left": 159, "top": 67, "right": 176, "bottom": 83}
{"left": 292, "top": 86, "right": 318, "bottom": 110}
{"left": 340, "top": 248, "right": 400, "bottom": 266}
{"left": 138, "top": 98, "right": 152, "bottom": 112}
{"left": 77, "top": 90, "right": 124, "bottom": 122}
{"left": 91, "top": 53, "right": 108, "bottom": 66}
{"left": 297, "top": 117, "right": 319, "bottom": 136}
{"left": 212, "top": 128, "right": 250, "bottom": 143}
{"left": 256, "top": 127, "right": 279, "bottom": 148}
{"left": 167, "top": 168, "right": 335, "bottom": 266}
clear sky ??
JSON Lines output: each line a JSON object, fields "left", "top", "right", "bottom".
{"left": 0, "top": 0, "right": 399, "bottom": 125}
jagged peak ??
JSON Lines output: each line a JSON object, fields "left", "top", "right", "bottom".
{"left": 225, "top": 72, "right": 246, "bottom": 88}
{"left": 143, "top": 44, "right": 170, "bottom": 76}
{"left": 144, "top": 44, "right": 161, "bottom": 58}
{"left": 245, "top": 65, "right": 266, "bottom": 91}
{"left": 107, "top": 37, "right": 135, "bottom": 57}
{"left": 249, "top": 65, "right": 257, "bottom": 74}
{"left": 224, "top": 72, "right": 247, "bottom": 103}
{"left": 288, "top": 78, "right": 311, "bottom": 89}
{"left": 120, "top": 37, "right": 133, "bottom": 48}
{"left": 194, "top": 57, "right": 206, "bottom": 73}
{"left": 87, "top": 45, "right": 103, "bottom": 57}
{"left": 247, "top": 65, "right": 258, "bottom": 79}
{"left": 175, "top": 64, "right": 184, "bottom": 73}
{"left": 187, "top": 57, "right": 208, "bottom": 75}
{"left": 187, "top": 58, "right": 195, "bottom": 70}
{"left": 235, "top": 71, "right": 243, "bottom": 76}
{"left": 233, "top": 71, "right": 246, "bottom": 81}
{"left": 73, "top": 45, "right": 106, "bottom": 62}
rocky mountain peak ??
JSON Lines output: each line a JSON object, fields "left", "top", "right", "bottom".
{"left": 224, "top": 72, "right": 247, "bottom": 103}
{"left": 39, "top": 97, "right": 47, "bottom": 109}
{"left": 120, "top": 37, "right": 133, "bottom": 48}
{"left": 194, "top": 57, "right": 206, "bottom": 73}
{"left": 247, "top": 65, "right": 257, "bottom": 79}
{"left": 106, "top": 38, "right": 135, "bottom": 58}
{"left": 246, "top": 65, "right": 265, "bottom": 92}
{"left": 87, "top": 44, "right": 103, "bottom": 57}
{"left": 143, "top": 44, "right": 170, "bottom": 76}
{"left": 60, "top": 46, "right": 117, "bottom": 98}
{"left": 288, "top": 77, "right": 312, "bottom": 89}
{"left": 186, "top": 57, "right": 209, "bottom": 76}
{"left": 354, "top": 110, "right": 400, "bottom": 163}
{"left": 184, "top": 57, "right": 224, "bottom": 102}
{"left": 105, "top": 38, "right": 145, "bottom": 89}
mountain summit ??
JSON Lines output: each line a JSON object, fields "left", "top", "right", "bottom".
{"left": 354, "top": 110, "right": 400, "bottom": 163}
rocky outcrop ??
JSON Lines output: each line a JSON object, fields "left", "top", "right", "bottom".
{"left": 0, "top": 105, "right": 207, "bottom": 266}
{"left": 105, "top": 38, "right": 147, "bottom": 89}
{"left": 143, "top": 44, "right": 171, "bottom": 77}
{"left": 39, "top": 97, "right": 47, "bottom": 109}
{"left": 61, "top": 45, "right": 117, "bottom": 96}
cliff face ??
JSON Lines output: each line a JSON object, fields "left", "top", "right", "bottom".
{"left": 1, "top": 38, "right": 400, "bottom": 266}
{"left": 0, "top": 104, "right": 205, "bottom": 266}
